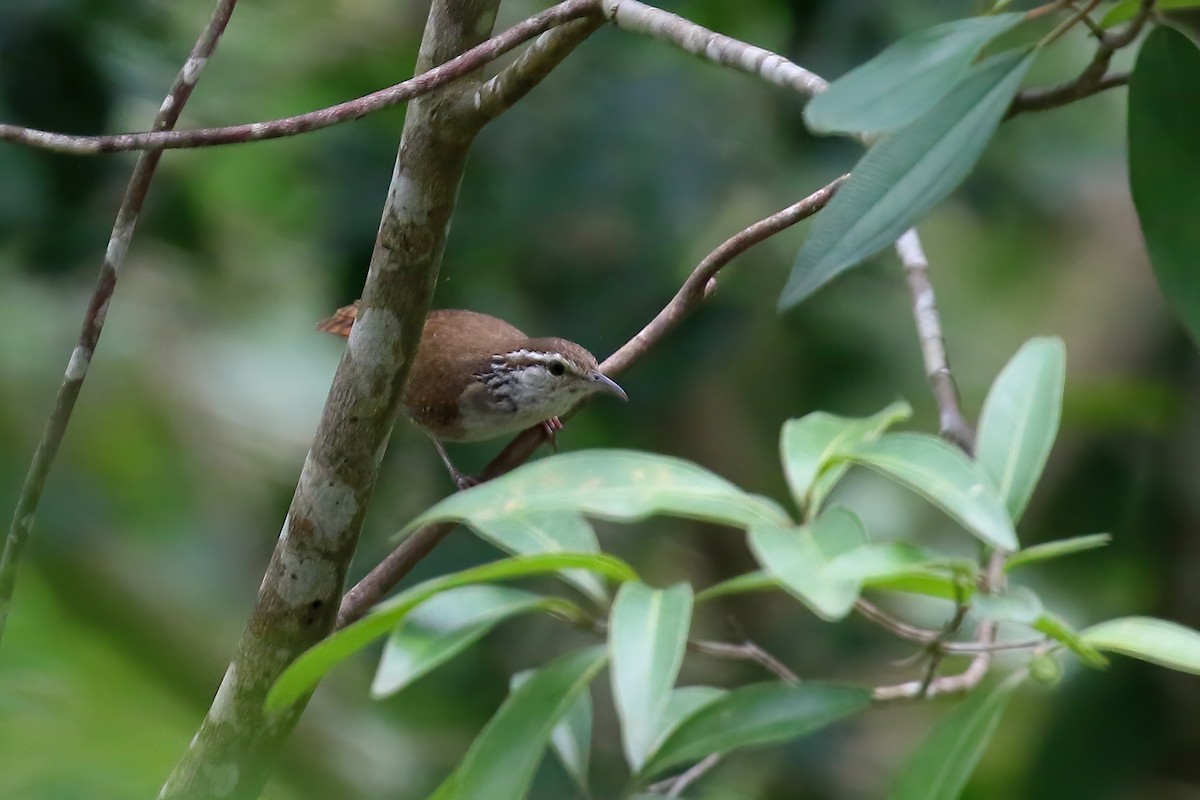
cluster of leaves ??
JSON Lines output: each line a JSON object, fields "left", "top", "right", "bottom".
{"left": 265, "top": 336, "right": 1200, "bottom": 799}
{"left": 780, "top": 4, "right": 1200, "bottom": 356}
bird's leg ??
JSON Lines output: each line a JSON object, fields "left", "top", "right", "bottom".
{"left": 541, "top": 417, "right": 564, "bottom": 453}
{"left": 430, "top": 437, "right": 478, "bottom": 491}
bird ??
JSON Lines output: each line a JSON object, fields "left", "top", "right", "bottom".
{"left": 317, "top": 303, "right": 627, "bottom": 489}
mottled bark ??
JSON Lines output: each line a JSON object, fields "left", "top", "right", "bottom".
{"left": 159, "top": 2, "right": 501, "bottom": 797}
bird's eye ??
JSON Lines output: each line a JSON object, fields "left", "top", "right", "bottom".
{"left": 549, "top": 360, "right": 566, "bottom": 377}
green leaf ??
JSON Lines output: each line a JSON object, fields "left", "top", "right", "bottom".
{"left": 402, "top": 451, "right": 791, "bottom": 541}
{"left": 641, "top": 683, "right": 872, "bottom": 778}
{"left": 550, "top": 685, "right": 593, "bottom": 792}
{"left": 844, "top": 433, "right": 1019, "bottom": 552}
{"left": 804, "top": 14, "right": 1025, "bottom": 135}
{"left": 1101, "top": 0, "right": 1200, "bottom": 28}
{"left": 265, "top": 553, "right": 633, "bottom": 712}
{"left": 511, "top": 668, "right": 593, "bottom": 792}
{"left": 889, "top": 674, "right": 1023, "bottom": 800}
{"left": 451, "top": 646, "right": 608, "bottom": 800}
{"left": 371, "top": 586, "right": 577, "bottom": 698}
{"left": 780, "top": 402, "right": 912, "bottom": 516}
{"left": 971, "top": 585, "right": 1044, "bottom": 624}
{"left": 865, "top": 570, "right": 978, "bottom": 602}
{"left": 1129, "top": 26, "right": 1200, "bottom": 346}
{"left": 825, "top": 542, "right": 958, "bottom": 582}
{"left": 695, "top": 571, "right": 778, "bottom": 603}
{"left": 648, "top": 686, "right": 728, "bottom": 763}
{"left": 748, "top": 508, "right": 869, "bottom": 621}
{"left": 1006, "top": 533, "right": 1111, "bottom": 572}
{"left": 1083, "top": 616, "right": 1200, "bottom": 675}
{"left": 469, "top": 513, "right": 607, "bottom": 603}
{"left": 1035, "top": 613, "right": 1108, "bottom": 668}
{"left": 610, "top": 581, "right": 694, "bottom": 771}
{"left": 976, "top": 338, "right": 1066, "bottom": 522}
{"left": 781, "top": 49, "right": 1035, "bottom": 309}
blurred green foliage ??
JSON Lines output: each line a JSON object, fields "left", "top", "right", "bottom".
{"left": 1, "top": 1, "right": 1198, "bottom": 798}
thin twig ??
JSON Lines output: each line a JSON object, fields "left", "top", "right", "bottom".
{"left": 600, "top": 0, "right": 827, "bottom": 97}
{"left": 474, "top": 16, "right": 606, "bottom": 120}
{"left": 895, "top": 230, "right": 974, "bottom": 451}
{"left": 647, "top": 753, "right": 723, "bottom": 797}
{"left": 0, "top": 0, "right": 240, "bottom": 644}
{"left": 688, "top": 638, "right": 800, "bottom": 683}
{"left": 335, "top": 179, "right": 844, "bottom": 628}
{"left": 1009, "top": 0, "right": 1153, "bottom": 118}
{"left": 0, "top": 0, "right": 599, "bottom": 155}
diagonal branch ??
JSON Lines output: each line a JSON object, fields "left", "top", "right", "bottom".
{"left": 336, "top": 177, "right": 844, "bottom": 627}
{"left": 474, "top": 16, "right": 606, "bottom": 120}
{"left": 0, "top": 0, "right": 599, "bottom": 155}
{"left": 0, "top": 0, "right": 240, "bottom": 645}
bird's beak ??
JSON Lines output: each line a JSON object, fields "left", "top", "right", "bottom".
{"left": 589, "top": 371, "right": 628, "bottom": 401}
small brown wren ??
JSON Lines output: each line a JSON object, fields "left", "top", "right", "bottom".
{"left": 317, "top": 303, "right": 627, "bottom": 489}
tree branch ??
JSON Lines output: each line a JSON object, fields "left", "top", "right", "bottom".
{"left": 0, "top": 0, "right": 239, "bottom": 645}
{"left": 0, "top": 0, "right": 597, "bottom": 155}
{"left": 1008, "top": 0, "right": 1152, "bottom": 118}
{"left": 159, "top": 2, "right": 503, "bottom": 797}
{"left": 474, "top": 16, "right": 606, "bottom": 120}
{"left": 336, "top": 178, "right": 843, "bottom": 628}
{"left": 895, "top": 230, "right": 974, "bottom": 451}
{"left": 599, "top": 0, "right": 826, "bottom": 97}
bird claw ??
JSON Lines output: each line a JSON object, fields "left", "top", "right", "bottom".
{"left": 451, "top": 470, "right": 480, "bottom": 492}
{"left": 542, "top": 417, "right": 564, "bottom": 452}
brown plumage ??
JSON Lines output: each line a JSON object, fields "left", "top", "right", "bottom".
{"left": 317, "top": 302, "right": 627, "bottom": 487}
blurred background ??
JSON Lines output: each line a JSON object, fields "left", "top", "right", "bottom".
{"left": 2, "top": 0, "right": 1198, "bottom": 797}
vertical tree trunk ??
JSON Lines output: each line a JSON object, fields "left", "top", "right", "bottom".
{"left": 159, "top": 2, "right": 501, "bottom": 797}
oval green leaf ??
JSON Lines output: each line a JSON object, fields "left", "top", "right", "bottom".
{"left": 804, "top": 13, "right": 1025, "bottom": 135}
{"left": 844, "top": 433, "right": 1019, "bottom": 552}
{"left": 450, "top": 646, "right": 608, "bottom": 800}
{"left": 780, "top": 401, "right": 912, "bottom": 516}
{"left": 469, "top": 512, "right": 607, "bottom": 602}
{"left": 1082, "top": 616, "right": 1200, "bottom": 675}
{"left": 371, "top": 586, "right": 578, "bottom": 698}
{"left": 610, "top": 581, "right": 694, "bottom": 771}
{"left": 976, "top": 337, "right": 1066, "bottom": 522}
{"left": 748, "top": 507, "right": 869, "bottom": 621}
{"left": 265, "top": 553, "right": 633, "bottom": 712}
{"left": 1129, "top": 27, "right": 1200, "bottom": 346}
{"left": 402, "top": 450, "right": 791, "bottom": 540}
{"left": 641, "top": 682, "right": 872, "bottom": 778}
{"left": 781, "top": 49, "right": 1035, "bottom": 309}
{"left": 511, "top": 668, "right": 594, "bottom": 792}
{"left": 889, "top": 673, "right": 1023, "bottom": 800}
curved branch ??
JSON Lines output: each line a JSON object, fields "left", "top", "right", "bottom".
{"left": 0, "top": 0, "right": 599, "bottom": 155}
{"left": 0, "top": 0, "right": 240, "bottom": 644}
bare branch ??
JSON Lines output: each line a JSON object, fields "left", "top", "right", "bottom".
{"left": 895, "top": 230, "right": 975, "bottom": 451}
{"left": 474, "top": 16, "right": 606, "bottom": 120}
{"left": 688, "top": 637, "right": 800, "bottom": 683}
{"left": 336, "top": 179, "right": 844, "bottom": 627}
{"left": 1008, "top": 0, "right": 1152, "bottom": 118}
{"left": 647, "top": 753, "right": 723, "bottom": 797}
{"left": 0, "top": 0, "right": 240, "bottom": 644}
{"left": 160, "top": 2, "right": 504, "bottom": 796}
{"left": 600, "top": 0, "right": 827, "bottom": 97}
{"left": 0, "top": 0, "right": 598, "bottom": 155}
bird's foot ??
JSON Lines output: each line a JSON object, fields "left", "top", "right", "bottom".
{"left": 542, "top": 417, "right": 564, "bottom": 452}
{"left": 450, "top": 469, "right": 480, "bottom": 492}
